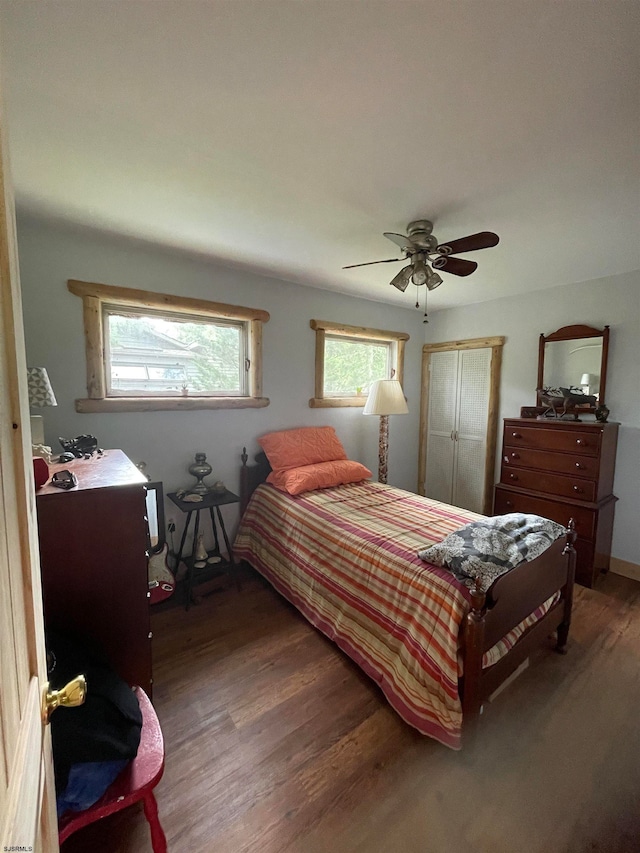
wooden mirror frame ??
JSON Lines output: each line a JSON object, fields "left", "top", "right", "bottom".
{"left": 537, "top": 324, "right": 610, "bottom": 410}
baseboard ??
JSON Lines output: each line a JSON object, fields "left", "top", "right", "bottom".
{"left": 609, "top": 557, "right": 640, "bottom": 582}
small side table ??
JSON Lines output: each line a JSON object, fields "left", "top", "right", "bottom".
{"left": 167, "top": 488, "right": 240, "bottom": 610}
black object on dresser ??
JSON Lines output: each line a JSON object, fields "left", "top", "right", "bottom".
{"left": 36, "top": 450, "right": 153, "bottom": 694}
{"left": 494, "top": 418, "right": 619, "bottom": 588}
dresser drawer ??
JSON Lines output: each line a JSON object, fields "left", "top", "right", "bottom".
{"left": 494, "top": 486, "right": 596, "bottom": 540}
{"left": 502, "top": 446, "right": 600, "bottom": 479}
{"left": 504, "top": 425, "right": 600, "bottom": 456}
{"left": 500, "top": 467, "right": 596, "bottom": 501}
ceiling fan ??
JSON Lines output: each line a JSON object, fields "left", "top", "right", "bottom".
{"left": 343, "top": 219, "right": 500, "bottom": 294}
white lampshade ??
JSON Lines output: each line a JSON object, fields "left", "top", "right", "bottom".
{"left": 27, "top": 367, "right": 57, "bottom": 407}
{"left": 580, "top": 373, "right": 592, "bottom": 386}
{"left": 363, "top": 379, "right": 409, "bottom": 416}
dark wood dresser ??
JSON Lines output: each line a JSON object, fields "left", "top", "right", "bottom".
{"left": 494, "top": 418, "right": 619, "bottom": 588}
{"left": 36, "top": 450, "right": 153, "bottom": 693}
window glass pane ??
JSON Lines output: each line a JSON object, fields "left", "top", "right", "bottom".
{"left": 111, "top": 365, "right": 148, "bottom": 380}
{"left": 106, "top": 312, "right": 244, "bottom": 395}
{"left": 324, "top": 337, "right": 390, "bottom": 396}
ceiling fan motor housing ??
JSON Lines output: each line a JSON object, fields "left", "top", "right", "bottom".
{"left": 406, "top": 220, "right": 438, "bottom": 252}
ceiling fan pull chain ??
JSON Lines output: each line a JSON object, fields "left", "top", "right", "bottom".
{"left": 423, "top": 288, "right": 429, "bottom": 324}
{"left": 415, "top": 285, "right": 420, "bottom": 309}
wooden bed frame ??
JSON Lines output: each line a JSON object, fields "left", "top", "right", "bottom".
{"left": 239, "top": 448, "right": 577, "bottom": 738}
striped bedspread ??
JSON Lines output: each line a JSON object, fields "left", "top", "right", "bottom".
{"left": 234, "top": 481, "right": 556, "bottom": 749}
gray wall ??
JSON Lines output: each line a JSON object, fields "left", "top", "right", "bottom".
{"left": 424, "top": 270, "right": 640, "bottom": 564}
{"left": 17, "top": 216, "right": 426, "bottom": 541}
{"left": 17, "top": 216, "right": 639, "bottom": 564}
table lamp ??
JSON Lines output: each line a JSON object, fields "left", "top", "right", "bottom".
{"left": 580, "top": 373, "right": 592, "bottom": 395}
{"left": 27, "top": 367, "right": 57, "bottom": 446}
{"left": 363, "top": 378, "right": 408, "bottom": 484}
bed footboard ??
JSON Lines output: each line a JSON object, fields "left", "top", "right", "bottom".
{"left": 461, "top": 520, "right": 577, "bottom": 730}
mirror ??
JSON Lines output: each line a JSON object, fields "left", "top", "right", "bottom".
{"left": 537, "top": 324, "right": 609, "bottom": 413}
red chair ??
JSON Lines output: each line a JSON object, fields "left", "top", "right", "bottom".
{"left": 59, "top": 687, "right": 167, "bottom": 852}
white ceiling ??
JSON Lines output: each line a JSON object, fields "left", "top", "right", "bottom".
{"left": 1, "top": 1, "right": 639, "bottom": 311}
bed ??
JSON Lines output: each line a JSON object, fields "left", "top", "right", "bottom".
{"left": 234, "top": 437, "right": 576, "bottom": 749}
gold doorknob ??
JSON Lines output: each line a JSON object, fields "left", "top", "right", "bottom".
{"left": 42, "top": 674, "right": 87, "bottom": 723}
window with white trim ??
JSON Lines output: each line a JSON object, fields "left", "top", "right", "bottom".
{"left": 69, "top": 280, "right": 269, "bottom": 412}
{"left": 309, "top": 319, "right": 409, "bottom": 408}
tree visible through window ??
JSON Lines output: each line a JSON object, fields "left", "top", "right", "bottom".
{"left": 68, "top": 279, "right": 269, "bottom": 412}
{"left": 324, "top": 336, "right": 389, "bottom": 396}
{"left": 310, "top": 319, "right": 409, "bottom": 408}
{"left": 106, "top": 312, "right": 244, "bottom": 396}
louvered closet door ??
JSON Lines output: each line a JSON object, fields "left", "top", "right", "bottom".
{"left": 424, "top": 347, "right": 492, "bottom": 513}
{"left": 425, "top": 350, "right": 458, "bottom": 503}
{"left": 452, "top": 347, "right": 492, "bottom": 513}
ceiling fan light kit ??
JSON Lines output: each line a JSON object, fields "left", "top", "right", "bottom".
{"left": 344, "top": 219, "right": 499, "bottom": 304}
{"left": 426, "top": 269, "right": 443, "bottom": 290}
{"left": 390, "top": 265, "right": 413, "bottom": 292}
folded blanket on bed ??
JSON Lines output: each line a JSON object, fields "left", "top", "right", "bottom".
{"left": 418, "top": 513, "right": 565, "bottom": 592}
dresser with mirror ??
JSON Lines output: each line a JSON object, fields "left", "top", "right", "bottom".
{"left": 495, "top": 324, "right": 618, "bottom": 588}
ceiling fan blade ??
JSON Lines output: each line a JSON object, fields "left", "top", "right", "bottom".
{"left": 432, "top": 256, "right": 478, "bottom": 277}
{"left": 389, "top": 265, "right": 414, "bottom": 292}
{"left": 342, "top": 258, "right": 401, "bottom": 269}
{"left": 436, "top": 231, "right": 499, "bottom": 255}
{"left": 383, "top": 232, "right": 420, "bottom": 252}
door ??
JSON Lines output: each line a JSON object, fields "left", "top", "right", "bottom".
{"left": 0, "top": 79, "right": 59, "bottom": 852}
{"left": 418, "top": 336, "right": 504, "bottom": 515}
{"left": 450, "top": 347, "right": 492, "bottom": 512}
{"left": 424, "top": 350, "right": 458, "bottom": 504}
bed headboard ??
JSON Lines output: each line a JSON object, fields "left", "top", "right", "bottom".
{"left": 239, "top": 447, "right": 272, "bottom": 515}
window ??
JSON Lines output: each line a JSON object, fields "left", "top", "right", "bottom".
{"left": 105, "top": 310, "right": 244, "bottom": 396}
{"left": 309, "top": 319, "right": 409, "bottom": 408}
{"left": 69, "top": 280, "right": 269, "bottom": 412}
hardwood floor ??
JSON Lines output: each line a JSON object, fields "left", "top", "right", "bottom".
{"left": 61, "top": 569, "right": 640, "bottom": 853}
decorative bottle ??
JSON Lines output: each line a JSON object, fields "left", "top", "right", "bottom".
{"left": 188, "top": 452, "right": 212, "bottom": 494}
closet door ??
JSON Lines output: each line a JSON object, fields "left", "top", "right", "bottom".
{"left": 419, "top": 336, "right": 503, "bottom": 515}
{"left": 425, "top": 350, "right": 458, "bottom": 503}
{"left": 452, "top": 347, "right": 492, "bottom": 513}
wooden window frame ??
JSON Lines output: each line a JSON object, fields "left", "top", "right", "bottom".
{"left": 68, "top": 280, "right": 270, "bottom": 412}
{"left": 309, "top": 319, "right": 409, "bottom": 408}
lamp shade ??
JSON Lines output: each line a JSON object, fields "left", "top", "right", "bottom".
{"left": 362, "top": 379, "right": 408, "bottom": 416}
{"left": 580, "top": 373, "right": 592, "bottom": 386}
{"left": 27, "top": 367, "right": 57, "bottom": 407}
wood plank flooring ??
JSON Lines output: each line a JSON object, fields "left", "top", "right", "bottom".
{"left": 61, "top": 569, "right": 640, "bottom": 853}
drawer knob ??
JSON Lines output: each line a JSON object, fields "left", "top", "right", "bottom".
{"left": 148, "top": 631, "right": 153, "bottom": 640}
{"left": 505, "top": 500, "right": 514, "bottom": 508}
{"left": 509, "top": 473, "right": 518, "bottom": 481}
{"left": 573, "top": 485, "right": 583, "bottom": 493}
{"left": 510, "top": 452, "right": 520, "bottom": 459}
{"left": 576, "top": 439, "right": 586, "bottom": 446}
{"left": 512, "top": 432, "right": 522, "bottom": 439}
{"left": 575, "top": 462, "right": 583, "bottom": 469}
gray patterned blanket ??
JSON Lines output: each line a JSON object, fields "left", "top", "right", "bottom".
{"left": 418, "top": 513, "right": 565, "bottom": 592}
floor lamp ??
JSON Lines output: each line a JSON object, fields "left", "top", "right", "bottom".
{"left": 363, "top": 379, "right": 408, "bottom": 484}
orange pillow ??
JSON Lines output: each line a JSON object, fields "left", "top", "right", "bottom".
{"left": 258, "top": 426, "right": 347, "bottom": 472}
{"left": 267, "top": 460, "right": 372, "bottom": 495}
